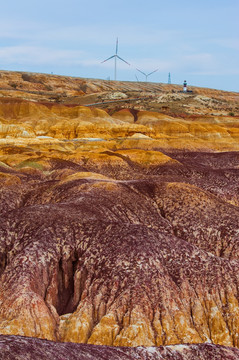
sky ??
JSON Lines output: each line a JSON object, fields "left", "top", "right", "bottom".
{"left": 0, "top": 0, "right": 238, "bottom": 92}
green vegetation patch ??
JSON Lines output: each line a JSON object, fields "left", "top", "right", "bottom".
{"left": 15, "top": 160, "right": 45, "bottom": 170}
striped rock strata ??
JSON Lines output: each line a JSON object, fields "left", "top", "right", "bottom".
{"left": 1, "top": 71, "right": 239, "bottom": 352}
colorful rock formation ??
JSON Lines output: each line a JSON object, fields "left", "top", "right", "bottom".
{"left": 0, "top": 71, "right": 239, "bottom": 358}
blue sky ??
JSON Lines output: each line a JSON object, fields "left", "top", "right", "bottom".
{"left": 0, "top": 0, "right": 238, "bottom": 91}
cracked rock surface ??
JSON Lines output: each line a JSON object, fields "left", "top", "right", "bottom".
{"left": 1, "top": 71, "right": 239, "bottom": 358}
{"left": 1, "top": 149, "right": 239, "bottom": 348}
{"left": 1, "top": 335, "right": 239, "bottom": 360}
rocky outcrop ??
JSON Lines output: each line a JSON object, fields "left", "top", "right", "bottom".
{"left": 1, "top": 71, "right": 239, "bottom": 351}
{"left": 1, "top": 98, "right": 239, "bottom": 150}
{"left": 0, "top": 70, "right": 239, "bottom": 151}
{"left": 1, "top": 150, "right": 239, "bottom": 347}
{"left": 1, "top": 335, "right": 239, "bottom": 360}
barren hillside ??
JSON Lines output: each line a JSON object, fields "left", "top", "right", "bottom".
{"left": 0, "top": 71, "right": 239, "bottom": 359}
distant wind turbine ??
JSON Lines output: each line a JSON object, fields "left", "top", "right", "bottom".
{"left": 136, "top": 68, "right": 159, "bottom": 82}
{"left": 101, "top": 38, "right": 130, "bottom": 81}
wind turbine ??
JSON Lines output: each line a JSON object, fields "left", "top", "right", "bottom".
{"left": 136, "top": 68, "right": 159, "bottom": 82}
{"left": 101, "top": 38, "right": 130, "bottom": 81}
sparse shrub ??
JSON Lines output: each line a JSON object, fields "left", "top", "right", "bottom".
{"left": 16, "top": 161, "right": 44, "bottom": 170}
{"left": 229, "top": 111, "right": 235, "bottom": 116}
{"left": 22, "top": 73, "right": 43, "bottom": 84}
{"left": 45, "top": 85, "right": 53, "bottom": 91}
{"left": 10, "top": 82, "right": 17, "bottom": 89}
{"left": 22, "top": 73, "right": 33, "bottom": 82}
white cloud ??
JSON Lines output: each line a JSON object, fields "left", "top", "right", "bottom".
{"left": 130, "top": 53, "right": 215, "bottom": 75}
{"left": 0, "top": 45, "right": 98, "bottom": 67}
{"left": 182, "top": 52, "right": 239, "bottom": 76}
{"left": 209, "top": 37, "right": 239, "bottom": 51}
{"left": 130, "top": 58, "right": 175, "bottom": 72}
{"left": 0, "top": 17, "right": 183, "bottom": 48}
{"left": 182, "top": 53, "right": 214, "bottom": 69}
{"left": 0, "top": 20, "right": 42, "bottom": 40}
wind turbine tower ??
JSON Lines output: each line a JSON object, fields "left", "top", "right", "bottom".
{"left": 136, "top": 68, "right": 158, "bottom": 82}
{"left": 168, "top": 72, "right": 171, "bottom": 84}
{"left": 101, "top": 38, "right": 130, "bottom": 81}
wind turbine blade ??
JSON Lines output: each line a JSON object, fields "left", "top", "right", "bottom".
{"left": 148, "top": 69, "right": 159, "bottom": 76}
{"left": 116, "top": 55, "right": 130, "bottom": 66}
{"left": 136, "top": 69, "right": 146, "bottom": 76}
{"left": 116, "top": 38, "right": 118, "bottom": 55}
{"left": 101, "top": 55, "right": 115, "bottom": 63}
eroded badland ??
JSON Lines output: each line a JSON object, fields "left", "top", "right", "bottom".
{"left": 0, "top": 71, "right": 239, "bottom": 359}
